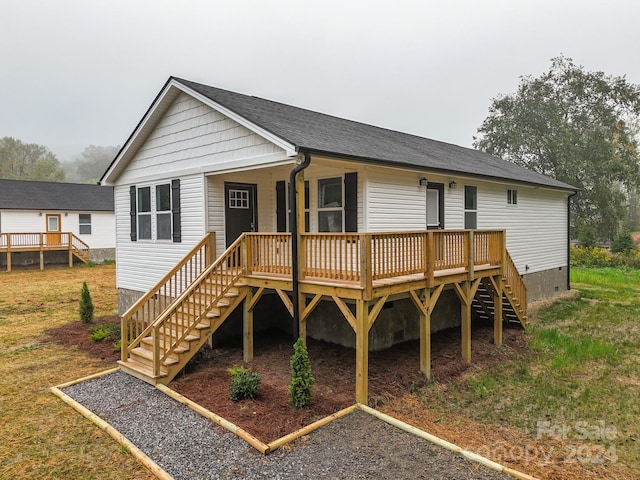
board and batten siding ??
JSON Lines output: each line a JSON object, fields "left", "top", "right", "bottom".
{"left": 0, "top": 210, "right": 115, "bottom": 249}
{"left": 117, "top": 92, "right": 288, "bottom": 185}
{"left": 114, "top": 174, "right": 206, "bottom": 292}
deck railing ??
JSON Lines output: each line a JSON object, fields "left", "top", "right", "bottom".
{"left": 120, "top": 232, "right": 216, "bottom": 362}
{"left": 149, "top": 235, "right": 244, "bottom": 374}
{"left": 504, "top": 251, "right": 527, "bottom": 309}
{"left": 242, "top": 230, "right": 506, "bottom": 291}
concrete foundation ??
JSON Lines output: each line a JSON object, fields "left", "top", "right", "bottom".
{"left": 90, "top": 248, "right": 115, "bottom": 264}
{"left": 523, "top": 267, "right": 569, "bottom": 302}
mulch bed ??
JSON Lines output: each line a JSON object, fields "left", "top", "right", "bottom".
{"left": 44, "top": 318, "right": 526, "bottom": 443}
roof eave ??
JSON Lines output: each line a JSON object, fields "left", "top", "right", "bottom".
{"left": 303, "top": 148, "right": 578, "bottom": 192}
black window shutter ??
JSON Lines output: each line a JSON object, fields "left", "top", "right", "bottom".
{"left": 129, "top": 185, "right": 137, "bottom": 241}
{"left": 276, "top": 180, "right": 286, "bottom": 232}
{"left": 171, "top": 179, "right": 181, "bottom": 243}
{"left": 344, "top": 172, "right": 358, "bottom": 232}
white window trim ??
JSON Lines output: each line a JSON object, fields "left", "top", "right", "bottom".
{"left": 507, "top": 189, "right": 518, "bottom": 205}
{"left": 137, "top": 183, "right": 173, "bottom": 242}
{"left": 317, "top": 176, "right": 345, "bottom": 232}
{"left": 78, "top": 214, "right": 92, "bottom": 235}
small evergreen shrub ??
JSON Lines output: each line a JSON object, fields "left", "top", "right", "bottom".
{"left": 228, "top": 365, "right": 261, "bottom": 401}
{"left": 289, "top": 338, "right": 314, "bottom": 408}
{"left": 79, "top": 281, "right": 94, "bottom": 324}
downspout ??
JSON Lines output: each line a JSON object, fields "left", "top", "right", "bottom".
{"left": 290, "top": 150, "right": 312, "bottom": 340}
{"left": 567, "top": 191, "right": 578, "bottom": 291}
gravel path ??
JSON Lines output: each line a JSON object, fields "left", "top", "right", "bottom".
{"left": 63, "top": 371, "right": 511, "bottom": 480}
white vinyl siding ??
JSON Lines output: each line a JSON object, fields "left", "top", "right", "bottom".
{"left": 0, "top": 210, "right": 114, "bottom": 248}
{"left": 114, "top": 174, "right": 205, "bottom": 292}
{"left": 117, "top": 93, "right": 288, "bottom": 184}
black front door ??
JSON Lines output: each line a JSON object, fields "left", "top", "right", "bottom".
{"left": 224, "top": 182, "right": 258, "bottom": 247}
{"left": 426, "top": 182, "right": 444, "bottom": 229}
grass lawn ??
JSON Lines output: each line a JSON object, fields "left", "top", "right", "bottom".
{"left": 383, "top": 267, "right": 640, "bottom": 480}
{"left": 1, "top": 264, "right": 639, "bottom": 479}
{"left": 0, "top": 265, "right": 154, "bottom": 480}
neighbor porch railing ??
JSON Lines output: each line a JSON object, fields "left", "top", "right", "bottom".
{"left": 0, "top": 232, "right": 91, "bottom": 271}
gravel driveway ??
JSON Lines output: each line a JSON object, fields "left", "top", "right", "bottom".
{"left": 62, "top": 371, "right": 511, "bottom": 480}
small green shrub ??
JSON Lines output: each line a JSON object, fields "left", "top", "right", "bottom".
{"left": 79, "top": 281, "right": 94, "bottom": 324}
{"left": 289, "top": 338, "right": 314, "bottom": 408}
{"left": 102, "top": 259, "right": 116, "bottom": 265}
{"left": 571, "top": 245, "right": 640, "bottom": 269}
{"left": 228, "top": 365, "right": 261, "bottom": 401}
{"left": 89, "top": 323, "right": 120, "bottom": 343}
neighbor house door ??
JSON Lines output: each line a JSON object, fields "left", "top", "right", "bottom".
{"left": 224, "top": 182, "right": 257, "bottom": 247}
{"left": 46, "top": 214, "right": 62, "bottom": 245}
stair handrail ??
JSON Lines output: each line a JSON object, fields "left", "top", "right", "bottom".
{"left": 121, "top": 232, "right": 216, "bottom": 362}
{"left": 69, "top": 233, "right": 91, "bottom": 262}
{"left": 149, "top": 234, "right": 245, "bottom": 375}
{"left": 504, "top": 251, "right": 528, "bottom": 316}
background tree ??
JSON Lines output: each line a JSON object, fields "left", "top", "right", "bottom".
{"left": 64, "top": 145, "right": 119, "bottom": 183}
{"left": 473, "top": 56, "right": 640, "bottom": 242}
{"left": 0, "top": 137, "right": 65, "bottom": 181}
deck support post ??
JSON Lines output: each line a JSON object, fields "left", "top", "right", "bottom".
{"left": 355, "top": 299, "right": 369, "bottom": 404}
{"left": 419, "top": 289, "right": 431, "bottom": 379}
{"left": 298, "top": 291, "right": 307, "bottom": 342}
{"left": 493, "top": 275, "right": 503, "bottom": 346}
{"left": 458, "top": 281, "right": 472, "bottom": 363}
{"left": 243, "top": 288, "right": 254, "bottom": 362}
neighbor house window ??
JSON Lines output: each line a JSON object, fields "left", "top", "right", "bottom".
{"left": 507, "top": 189, "right": 518, "bottom": 205}
{"left": 130, "top": 181, "right": 181, "bottom": 242}
{"left": 318, "top": 177, "right": 343, "bottom": 232}
{"left": 78, "top": 214, "right": 92, "bottom": 235}
{"left": 464, "top": 185, "right": 477, "bottom": 229}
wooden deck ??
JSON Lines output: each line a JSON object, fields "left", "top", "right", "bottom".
{"left": 0, "top": 232, "right": 91, "bottom": 271}
{"left": 119, "top": 230, "right": 527, "bottom": 402}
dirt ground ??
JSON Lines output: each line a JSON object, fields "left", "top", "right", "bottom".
{"left": 45, "top": 317, "right": 525, "bottom": 443}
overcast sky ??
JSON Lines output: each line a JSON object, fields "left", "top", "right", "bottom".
{"left": 2, "top": 0, "right": 640, "bottom": 162}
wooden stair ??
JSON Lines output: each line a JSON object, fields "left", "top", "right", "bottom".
{"left": 119, "top": 287, "right": 246, "bottom": 384}
{"left": 119, "top": 234, "right": 247, "bottom": 385}
{"left": 471, "top": 277, "right": 528, "bottom": 328}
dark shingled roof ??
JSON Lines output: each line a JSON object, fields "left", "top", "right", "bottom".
{"left": 174, "top": 77, "right": 575, "bottom": 191}
{"left": 0, "top": 179, "right": 114, "bottom": 211}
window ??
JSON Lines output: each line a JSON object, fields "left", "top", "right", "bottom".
{"left": 130, "top": 181, "right": 181, "bottom": 242}
{"left": 137, "top": 186, "right": 152, "bottom": 240}
{"left": 464, "top": 185, "right": 477, "bottom": 229}
{"left": 229, "top": 189, "right": 249, "bottom": 209}
{"left": 79, "top": 214, "right": 92, "bottom": 235}
{"left": 507, "top": 189, "right": 518, "bottom": 205}
{"left": 156, "top": 184, "right": 172, "bottom": 240}
{"left": 318, "top": 177, "right": 343, "bottom": 232}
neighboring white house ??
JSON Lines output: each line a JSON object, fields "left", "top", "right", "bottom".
{"left": 0, "top": 179, "right": 115, "bottom": 264}
{"left": 101, "top": 77, "right": 576, "bottom": 348}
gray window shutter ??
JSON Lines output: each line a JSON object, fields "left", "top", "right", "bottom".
{"left": 129, "top": 185, "right": 137, "bottom": 241}
{"left": 171, "top": 179, "right": 181, "bottom": 242}
{"left": 344, "top": 172, "right": 357, "bottom": 232}
{"left": 276, "top": 180, "right": 286, "bottom": 232}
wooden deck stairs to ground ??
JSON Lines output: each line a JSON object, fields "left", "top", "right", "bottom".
{"left": 118, "top": 234, "right": 248, "bottom": 385}
{"left": 472, "top": 277, "right": 528, "bottom": 328}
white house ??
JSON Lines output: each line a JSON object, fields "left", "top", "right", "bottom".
{"left": 100, "top": 77, "right": 576, "bottom": 391}
{"left": 0, "top": 179, "right": 115, "bottom": 266}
